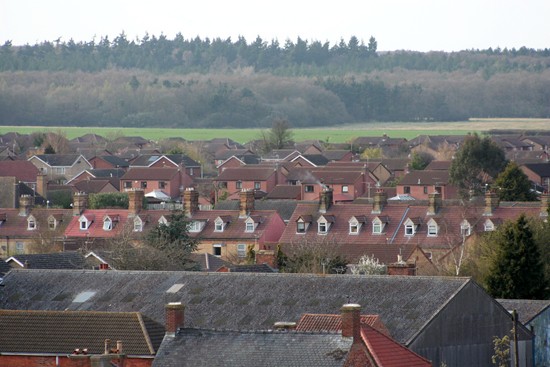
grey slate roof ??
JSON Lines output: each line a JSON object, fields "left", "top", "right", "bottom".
{"left": 0, "top": 269, "right": 470, "bottom": 344}
{"left": 497, "top": 299, "right": 550, "bottom": 324}
{"left": 6, "top": 252, "right": 87, "bottom": 269}
{"left": 33, "top": 154, "right": 86, "bottom": 167}
{"left": 152, "top": 329, "right": 352, "bottom": 367}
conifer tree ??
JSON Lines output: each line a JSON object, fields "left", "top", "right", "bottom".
{"left": 486, "top": 214, "right": 547, "bottom": 299}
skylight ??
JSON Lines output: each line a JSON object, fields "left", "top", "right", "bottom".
{"left": 73, "top": 291, "right": 96, "bottom": 303}
{"left": 166, "top": 284, "right": 184, "bottom": 293}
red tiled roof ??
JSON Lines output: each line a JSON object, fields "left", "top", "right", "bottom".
{"left": 64, "top": 209, "right": 130, "bottom": 238}
{"left": 0, "top": 160, "right": 39, "bottom": 182}
{"left": 216, "top": 167, "right": 277, "bottom": 181}
{"left": 120, "top": 167, "right": 181, "bottom": 181}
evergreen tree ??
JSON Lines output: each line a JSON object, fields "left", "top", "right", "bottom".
{"left": 485, "top": 214, "right": 547, "bottom": 299}
{"left": 493, "top": 161, "right": 537, "bottom": 201}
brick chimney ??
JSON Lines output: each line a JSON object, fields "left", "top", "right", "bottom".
{"left": 18, "top": 195, "right": 33, "bottom": 216}
{"left": 319, "top": 187, "right": 333, "bottom": 214}
{"left": 427, "top": 191, "right": 441, "bottom": 215}
{"left": 165, "top": 302, "right": 185, "bottom": 336}
{"left": 36, "top": 172, "right": 48, "bottom": 198}
{"left": 183, "top": 187, "right": 199, "bottom": 218}
{"left": 540, "top": 192, "right": 549, "bottom": 218}
{"left": 387, "top": 255, "right": 416, "bottom": 276}
{"left": 341, "top": 303, "right": 361, "bottom": 343}
{"left": 73, "top": 192, "right": 88, "bottom": 216}
{"left": 256, "top": 249, "right": 277, "bottom": 269}
{"left": 483, "top": 190, "right": 499, "bottom": 216}
{"left": 127, "top": 189, "right": 144, "bottom": 217}
{"left": 239, "top": 189, "right": 255, "bottom": 218}
{"left": 372, "top": 190, "right": 387, "bottom": 214}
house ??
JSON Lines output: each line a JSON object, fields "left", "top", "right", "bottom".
{"left": 130, "top": 154, "right": 202, "bottom": 178}
{"left": 396, "top": 170, "right": 458, "bottom": 200}
{"left": 0, "top": 270, "right": 533, "bottom": 367}
{"left": 0, "top": 195, "right": 72, "bottom": 257}
{"left": 152, "top": 302, "right": 432, "bottom": 367}
{"left": 498, "top": 299, "right": 550, "bottom": 367}
{"left": 5, "top": 252, "right": 87, "bottom": 269}
{"left": 120, "top": 167, "right": 193, "bottom": 200}
{"left": 0, "top": 309, "right": 163, "bottom": 367}
{"left": 182, "top": 188, "right": 286, "bottom": 261}
{"left": 88, "top": 154, "right": 130, "bottom": 170}
{"left": 520, "top": 162, "right": 550, "bottom": 192}
{"left": 351, "top": 135, "right": 408, "bottom": 157}
{"left": 28, "top": 154, "right": 92, "bottom": 183}
{"left": 214, "top": 166, "right": 279, "bottom": 201}
{"left": 408, "top": 135, "right": 465, "bottom": 160}
{"left": 74, "top": 179, "right": 119, "bottom": 194}
{"left": 0, "top": 160, "right": 42, "bottom": 208}
{"left": 520, "top": 135, "right": 550, "bottom": 151}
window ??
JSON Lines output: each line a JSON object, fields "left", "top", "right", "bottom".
{"left": 236, "top": 181, "right": 242, "bottom": 189}
{"left": 405, "top": 223, "right": 414, "bottom": 235}
{"left": 133, "top": 218, "right": 143, "bottom": 232}
{"left": 372, "top": 219, "right": 383, "bottom": 234}
{"left": 254, "top": 181, "right": 261, "bottom": 190}
{"left": 237, "top": 244, "right": 246, "bottom": 258}
{"left": 16, "top": 242, "right": 24, "bottom": 254}
{"left": 54, "top": 167, "right": 66, "bottom": 174}
{"left": 318, "top": 222, "right": 328, "bottom": 234}
{"left": 79, "top": 216, "right": 92, "bottom": 230}
{"left": 349, "top": 222, "right": 359, "bottom": 234}
{"left": 460, "top": 220, "right": 471, "bottom": 236}
{"left": 245, "top": 222, "right": 255, "bottom": 232}
{"left": 214, "top": 218, "right": 225, "bottom": 232}
{"left": 213, "top": 244, "right": 222, "bottom": 257}
{"left": 189, "top": 167, "right": 194, "bottom": 176}
{"left": 159, "top": 181, "right": 166, "bottom": 189}
{"left": 297, "top": 221, "right": 306, "bottom": 233}
{"left": 189, "top": 221, "right": 204, "bottom": 233}
{"left": 124, "top": 181, "right": 132, "bottom": 189}
{"left": 48, "top": 218, "right": 56, "bottom": 230}
{"left": 423, "top": 186, "right": 428, "bottom": 194}
{"left": 305, "top": 185, "right": 314, "bottom": 193}
{"left": 80, "top": 220, "right": 87, "bottom": 230}
{"left": 342, "top": 185, "right": 349, "bottom": 193}
{"left": 27, "top": 216, "right": 36, "bottom": 230}
{"left": 428, "top": 223, "right": 438, "bottom": 236}
{"left": 103, "top": 218, "right": 112, "bottom": 231}
{"left": 141, "top": 181, "right": 147, "bottom": 189}
{"left": 404, "top": 186, "right": 411, "bottom": 194}
{"left": 158, "top": 216, "right": 168, "bottom": 225}
{"left": 484, "top": 220, "right": 494, "bottom": 232}
{"left": 220, "top": 182, "right": 227, "bottom": 189}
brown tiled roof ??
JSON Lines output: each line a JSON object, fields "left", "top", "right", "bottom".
{"left": 74, "top": 179, "right": 116, "bottom": 194}
{"left": 0, "top": 309, "right": 163, "bottom": 355}
{"left": 399, "top": 170, "right": 450, "bottom": 185}
{"left": 120, "top": 167, "right": 181, "bottom": 180}
{"left": 216, "top": 167, "right": 277, "bottom": 181}
{"left": 0, "top": 160, "right": 39, "bottom": 182}
{"left": 424, "top": 160, "right": 451, "bottom": 170}
{"left": 0, "top": 208, "right": 72, "bottom": 239}
{"left": 265, "top": 185, "right": 302, "bottom": 200}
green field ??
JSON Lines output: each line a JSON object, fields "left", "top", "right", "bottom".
{"left": 1, "top": 119, "right": 549, "bottom": 144}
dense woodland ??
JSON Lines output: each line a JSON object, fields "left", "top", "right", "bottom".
{"left": 1, "top": 34, "right": 550, "bottom": 127}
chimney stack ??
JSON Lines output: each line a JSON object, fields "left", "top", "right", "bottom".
{"left": 72, "top": 192, "right": 88, "bottom": 216}
{"left": 427, "top": 191, "right": 441, "bottom": 215}
{"left": 239, "top": 189, "right": 255, "bottom": 218}
{"left": 319, "top": 187, "right": 333, "bottom": 214}
{"left": 127, "top": 189, "right": 144, "bottom": 217}
{"left": 372, "top": 190, "right": 387, "bottom": 214}
{"left": 341, "top": 303, "right": 361, "bottom": 343}
{"left": 18, "top": 195, "right": 33, "bottom": 216}
{"left": 165, "top": 302, "right": 185, "bottom": 336}
{"left": 36, "top": 172, "right": 48, "bottom": 198}
{"left": 484, "top": 190, "right": 499, "bottom": 216}
{"left": 183, "top": 187, "right": 199, "bottom": 218}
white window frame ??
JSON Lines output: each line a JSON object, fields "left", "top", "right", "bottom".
{"left": 296, "top": 221, "right": 307, "bottom": 233}
{"left": 213, "top": 244, "right": 223, "bottom": 257}
{"left": 214, "top": 218, "right": 225, "bottom": 232}
{"left": 103, "top": 217, "right": 112, "bottom": 231}
{"left": 237, "top": 244, "right": 247, "bottom": 258}
{"left": 158, "top": 216, "right": 168, "bottom": 225}
{"left": 342, "top": 185, "right": 349, "bottom": 193}
{"left": 245, "top": 221, "right": 255, "bottom": 233}
{"left": 48, "top": 217, "right": 56, "bottom": 230}
{"left": 27, "top": 216, "right": 37, "bottom": 231}
{"left": 372, "top": 219, "right": 383, "bottom": 234}
{"left": 484, "top": 220, "right": 494, "bottom": 232}
{"left": 405, "top": 223, "right": 415, "bottom": 236}
{"left": 79, "top": 216, "right": 91, "bottom": 230}
{"left": 460, "top": 220, "right": 472, "bottom": 236}
{"left": 318, "top": 221, "right": 328, "bottom": 235}
{"left": 427, "top": 220, "right": 438, "bottom": 237}
{"left": 133, "top": 217, "right": 143, "bottom": 232}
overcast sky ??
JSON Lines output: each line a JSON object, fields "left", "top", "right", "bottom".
{"left": 2, "top": 0, "right": 548, "bottom": 52}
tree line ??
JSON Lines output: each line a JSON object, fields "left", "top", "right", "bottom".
{"left": 1, "top": 34, "right": 550, "bottom": 127}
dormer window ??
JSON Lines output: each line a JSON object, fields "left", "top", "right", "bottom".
{"left": 79, "top": 215, "right": 93, "bottom": 230}
{"left": 214, "top": 216, "right": 231, "bottom": 232}
{"left": 158, "top": 216, "right": 169, "bottom": 226}
{"left": 317, "top": 215, "right": 335, "bottom": 235}
{"left": 348, "top": 215, "right": 367, "bottom": 235}
{"left": 189, "top": 220, "right": 206, "bottom": 233}
{"left": 246, "top": 222, "right": 254, "bottom": 232}
{"left": 460, "top": 220, "right": 472, "bottom": 237}
{"left": 404, "top": 217, "right": 421, "bottom": 236}
{"left": 372, "top": 216, "right": 388, "bottom": 234}
{"left": 296, "top": 215, "right": 312, "bottom": 234}
{"left": 27, "top": 215, "right": 37, "bottom": 230}
{"left": 103, "top": 217, "right": 112, "bottom": 231}
{"left": 427, "top": 218, "right": 438, "bottom": 237}
{"left": 48, "top": 216, "right": 56, "bottom": 230}
{"left": 484, "top": 219, "right": 495, "bottom": 232}
{"left": 134, "top": 217, "right": 143, "bottom": 232}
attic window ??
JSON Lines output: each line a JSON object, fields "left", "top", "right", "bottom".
{"left": 460, "top": 220, "right": 472, "bottom": 236}
{"left": 348, "top": 216, "right": 366, "bottom": 235}
{"left": 79, "top": 215, "right": 93, "bottom": 230}
{"left": 297, "top": 221, "right": 307, "bottom": 233}
{"left": 189, "top": 220, "right": 205, "bottom": 233}
{"left": 404, "top": 218, "right": 419, "bottom": 236}
{"left": 158, "top": 216, "right": 168, "bottom": 225}
{"left": 372, "top": 218, "right": 385, "bottom": 234}
{"left": 317, "top": 215, "right": 334, "bottom": 235}
{"left": 48, "top": 217, "right": 57, "bottom": 230}
{"left": 484, "top": 220, "right": 495, "bottom": 232}
{"left": 103, "top": 217, "right": 113, "bottom": 231}
{"left": 245, "top": 221, "right": 255, "bottom": 232}
{"left": 214, "top": 218, "right": 225, "bottom": 232}
{"left": 27, "top": 216, "right": 37, "bottom": 231}
{"left": 427, "top": 219, "right": 438, "bottom": 237}
{"left": 133, "top": 217, "right": 143, "bottom": 232}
